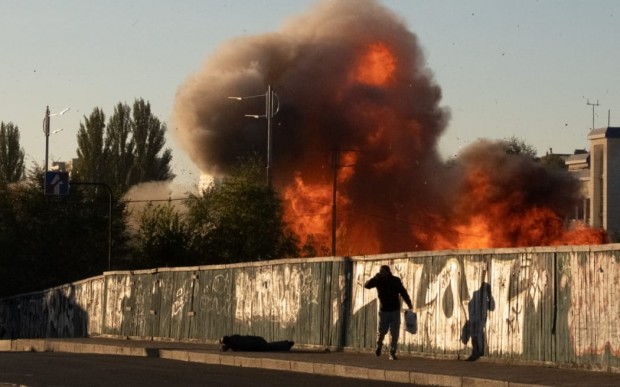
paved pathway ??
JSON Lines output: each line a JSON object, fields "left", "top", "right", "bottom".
{"left": 2, "top": 338, "right": 620, "bottom": 386}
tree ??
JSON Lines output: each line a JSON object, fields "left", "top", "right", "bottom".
{"left": 105, "top": 102, "right": 135, "bottom": 194}
{"left": 0, "top": 182, "right": 19, "bottom": 292}
{"left": 0, "top": 122, "right": 25, "bottom": 184}
{"left": 186, "top": 156, "right": 299, "bottom": 264}
{"left": 74, "top": 108, "right": 106, "bottom": 183}
{"left": 501, "top": 136, "right": 537, "bottom": 158}
{"left": 134, "top": 201, "right": 191, "bottom": 268}
{"left": 130, "top": 99, "right": 174, "bottom": 186}
{"left": 0, "top": 166, "right": 127, "bottom": 296}
{"left": 75, "top": 99, "right": 174, "bottom": 195}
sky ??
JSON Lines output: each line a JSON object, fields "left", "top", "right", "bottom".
{"left": 1, "top": 0, "right": 619, "bottom": 194}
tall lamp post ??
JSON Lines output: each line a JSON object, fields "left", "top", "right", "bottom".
{"left": 228, "top": 85, "right": 279, "bottom": 186}
{"left": 43, "top": 106, "right": 70, "bottom": 172}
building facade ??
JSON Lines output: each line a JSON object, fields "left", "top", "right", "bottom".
{"left": 565, "top": 127, "right": 620, "bottom": 240}
{"left": 587, "top": 127, "right": 620, "bottom": 238}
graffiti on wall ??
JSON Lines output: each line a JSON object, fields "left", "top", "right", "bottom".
{"left": 418, "top": 257, "right": 467, "bottom": 351}
{"left": 332, "top": 271, "right": 347, "bottom": 327}
{"left": 235, "top": 265, "right": 318, "bottom": 328}
{"left": 354, "top": 253, "right": 557, "bottom": 356}
{"left": 73, "top": 278, "right": 103, "bottom": 335}
{"left": 104, "top": 275, "right": 132, "bottom": 332}
{"left": 566, "top": 252, "right": 620, "bottom": 356}
{"left": 3, "top": 247, "right": 620, "bottom": 370}
{"left": 172, "top": 287, "right": 187, "bottom": 317}
{"left": 198, "top": 272, "right": 232, "bottom": 316}
{"left": 43, "top": 286, "right": 77, "bottom": 337}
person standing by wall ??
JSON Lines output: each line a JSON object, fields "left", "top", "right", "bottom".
{"left": 364, "top": 265, "right": 413, "bottom": 360}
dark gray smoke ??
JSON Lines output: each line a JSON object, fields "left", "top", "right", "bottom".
{"left": 173, "top": 0, "right": 449, "bottom": 253}
{"left": 173, "top": 0, "right": 601, "bottom": 254}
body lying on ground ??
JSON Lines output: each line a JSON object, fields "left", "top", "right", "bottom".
{"left": 219, "top": 335, "right": 295, "bottom": 352}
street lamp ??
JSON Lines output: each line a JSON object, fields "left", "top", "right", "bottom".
{"left": 228, "top": 85, "right": 279, "bottom": 186}
{"left": 42, "top": 106, "right": 70, "bottom": 172}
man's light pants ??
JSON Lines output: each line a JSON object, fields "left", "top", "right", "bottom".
{"left": 377, "top": 310, "right": 400, "bottom": 352}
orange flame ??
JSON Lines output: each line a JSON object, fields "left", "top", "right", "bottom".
{"left": 175, "top": 2, "right": 608, "bottom": 257}
{"left": 425, "top": 161, "right": 608, "bottom": 250}
{"left": 283, "top": 173, "right": 332, "bottom": 249}
{"left": 283, "top": 41, "right": 608, "bottom": 255}
{"left": 283, "top": 151, "right": 358, "bottom": 254}
{"left": 351, "top": 42, "right": 396, "bottom": 86}
{"left": 559, "top": 224, "right": 609, "bottom": 245}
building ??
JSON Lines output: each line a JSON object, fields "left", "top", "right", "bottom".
{"left": 566, "top": 127, "right": 620, "bottom": 240}
{"left": 587, "top": 127, "right": 620, "bottom": 237}
{"left": 565, "top": 150, "right": 590, "bottom": 223}
{"left": 50, "top": 159, "right": 76, "bottom": 174}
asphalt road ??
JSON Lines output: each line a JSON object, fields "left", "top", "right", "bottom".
{"left": 0, "top": 352, "right": 417, "bottom": 387}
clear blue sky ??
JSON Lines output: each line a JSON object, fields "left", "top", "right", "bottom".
{"left": 2, "top": 0, "right": 619, "bottom": 193}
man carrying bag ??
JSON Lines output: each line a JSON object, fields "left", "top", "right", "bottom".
{"left": 364, "top": 265, "right": 414, "bottom": 360}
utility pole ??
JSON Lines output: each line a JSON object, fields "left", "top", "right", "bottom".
{"left": 587, "top": 99, "right": 600, "bottom": 130}
{"left": 228, "top": 86, "right": 279, "bottom": 187}
{"left": 42, "top": 106, "right": 69, "bottom": 173}
{"left": 266, "top": 85, "right": 274, "bottom": 187}
{"left": 329, "top": 146, "right": 358, "bottom": 257}
{"left": 331, "top": 144, "right": 340, "bottom": 257}
{"left": 44, "top": 106, "right": 50, "bottom": 172}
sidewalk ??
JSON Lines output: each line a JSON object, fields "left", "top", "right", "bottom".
{"left": 3, "top": 337, "right": 620, "bottom": 386}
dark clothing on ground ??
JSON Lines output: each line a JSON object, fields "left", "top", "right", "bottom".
{"left": 219, "top": 335, "right": 294, "bottom": 352}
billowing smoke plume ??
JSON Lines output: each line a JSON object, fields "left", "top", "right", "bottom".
{"left": 124, "top": 181, "right": 188, "bottom": 233}
{"left": 173, "top": 0, "right": 605, "bottom": 255}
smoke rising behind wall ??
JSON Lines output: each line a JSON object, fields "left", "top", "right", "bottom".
{"left": 173, "top": 0, "right": 605, "bottom": 254}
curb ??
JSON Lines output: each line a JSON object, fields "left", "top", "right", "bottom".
{"left": 1, "top": 340, "right": 549, "bottom": 387}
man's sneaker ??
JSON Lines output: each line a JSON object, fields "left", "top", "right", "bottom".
{"left": 375, "top": 345, "right": 382, "bottom": 357}
{"left": 389, "top": 351, "right": 397, "bottom": 360}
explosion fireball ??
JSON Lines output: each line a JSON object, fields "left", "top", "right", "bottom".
{"left": 173, "top": 0, "right": 606, "bottom": 255}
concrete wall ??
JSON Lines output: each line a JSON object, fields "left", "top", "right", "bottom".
{"left": 2, "top": 245, "right": 620, "bottom": 370}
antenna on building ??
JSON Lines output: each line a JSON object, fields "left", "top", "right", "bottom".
{"left": 608, "top": 109, "right": 611, "bottom": 127}
{"left": 587, "top": 99, "right": 599, "bottom": 130}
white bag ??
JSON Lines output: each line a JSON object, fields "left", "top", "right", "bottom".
{"left": 404, "top": 310, "right": 417, "bottom": 334}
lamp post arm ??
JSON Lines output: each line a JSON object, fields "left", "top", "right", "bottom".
{"left": 42, "top": 106, "right": 69, "bottom": 173}
{"left": 228, "top": 85, "right": 280, "bottom": 187}
{"left": 271, "top": 92, "right": 280, "bottom": 116}
{"left": 227, "top": 93, "right": 268, "bottom": 100}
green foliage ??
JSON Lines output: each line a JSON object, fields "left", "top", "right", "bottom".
{"left": 0, "top": 122, "right": 25, "bottom": 184}
{"left": 74, "top": 108, "right": 106, "bottom": 183}
{"left": 104, "top": 102, "right": 135, "bottom": 193}
{"left": 186, "top": 156, "right": 299, "bottom": 264}
{"left": 134, "top": 202, "right": 192, "bottom": 268}
{"left": 130, "top": 99, "right": 174, "bottom": 185}
{"left": 0, "top": 167, "right": 129, "bottom": 296}
{"left": 0, "top": 105, "right": 306, "bottom": 296}
{"left": 74, "top": 99, "right": 174, "bottom": 195}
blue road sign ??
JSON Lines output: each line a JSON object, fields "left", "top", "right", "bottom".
{"left": 44, "top": 171, "right": 69, "bottom": 195}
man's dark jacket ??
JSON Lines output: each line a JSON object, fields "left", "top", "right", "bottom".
{"left": 364, "top": 274, "right": 413, "bottom": 312}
